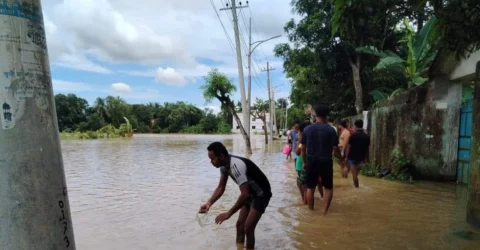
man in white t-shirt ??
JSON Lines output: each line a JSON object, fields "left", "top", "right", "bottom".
{"left": 199, "top": 142, "right": 272, "bottom": 250}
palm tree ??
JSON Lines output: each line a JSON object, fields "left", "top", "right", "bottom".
{"left": 93, "top": 97, "right": 107, "bottom": 119}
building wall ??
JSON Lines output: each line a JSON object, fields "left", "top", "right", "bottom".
{"left": 343, "top": 79, "right": 462, "bottom": 181}
{"left": 231, "top": 113, "right": 277, "bottom": 134}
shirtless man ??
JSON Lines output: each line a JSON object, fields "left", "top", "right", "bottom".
{"left": 338, "top": 120, "right": 352, "bottom": 178}
{"left": 200, "top": 142, "right": 272, "bottom": 249}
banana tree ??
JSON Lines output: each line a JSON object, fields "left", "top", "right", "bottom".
{"left": 358, "top": 17, "right": 439, "bottom": 101}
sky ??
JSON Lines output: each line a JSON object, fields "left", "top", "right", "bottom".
{"left": 43, "top": 0, "right": 298, "bottom": 113}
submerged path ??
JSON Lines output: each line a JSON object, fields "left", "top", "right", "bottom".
{"left": 62, "top": 134, "right": 479, "bottom": 249}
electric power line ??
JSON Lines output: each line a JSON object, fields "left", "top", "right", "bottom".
{"left": 218, "top": 0, "right": 266, "bottom": 91}
{"left": 210, "top": 0, "right": 236, "bottom": 55}
{"left": 248, "top": 7, "right": 269, "bottom": 61}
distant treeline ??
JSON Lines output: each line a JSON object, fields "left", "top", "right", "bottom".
{"left": 54, "top": 94, "right": 233, "bottom": 135}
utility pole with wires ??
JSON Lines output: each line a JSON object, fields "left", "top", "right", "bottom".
{"left": 262, "top": 62, "right": 275, "bottom": 144}
{"left": 220, "top": 0, "right": 249, "bottom": 140}
{"left": 247, "top": 16, "right": 281, "bottom": 139}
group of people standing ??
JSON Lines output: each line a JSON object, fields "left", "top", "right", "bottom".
{"left": 198, "top": 105, "right": 370, "bottom": 249}
{"left": 287, "top": 105, "right": 370, "bottom": 214}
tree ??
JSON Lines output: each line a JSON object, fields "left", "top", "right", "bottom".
{"left": 201, "top": 68, "right": 252, "bottom": 154}
{"left": 277, "top": 98, "right": 288, "bottom": 109}
{"left": 166, "top": 102, "right": 203, "bottom": 133}
{"left": 200, "top": 108, "right": 219, "bottom": 134}
{"left": 429, "top": 0, "right": 480, "bottom": 59}
{"left": 104, "top": 96, "right": 132, "bottom": 128}
{"left": 358, "top": 16, "right": 439, "bottom": 101}
{"left": 251, "top": 98, "right": 270, "bottom": 144}
{"left": 54, "top": 94, "right": 89, "bottom": 131}
{"left": 276, "top": 0, "right": 420, "bottom": 117}
{"left": 330, "top": 0, "right": 409, "bottom": 114}
{"left": 92, "top": 97, "right": 108, "bottom": 121}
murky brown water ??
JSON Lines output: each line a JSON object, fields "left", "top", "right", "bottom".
{"left": 62, "top": 134, "right": 480, "bottom": 250}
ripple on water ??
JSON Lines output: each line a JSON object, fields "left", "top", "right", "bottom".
{"left": 62, "top": 134, "right": 480, "bottom": 250}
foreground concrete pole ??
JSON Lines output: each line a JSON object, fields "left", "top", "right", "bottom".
{"left": 0, "top": 1, "right": 75, "bottom": 249}
{"left": 467, "top": 61, "right": 480, "bottom": 228}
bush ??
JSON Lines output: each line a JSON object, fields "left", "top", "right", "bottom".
{"left": 359, "top": 149, "right": 415, "bottom": 184}
{"left": 182, "top": 125, "right": 204, "bottom": 134}
{"left": 389, "top": 149, "right": 415, "bottom": 183}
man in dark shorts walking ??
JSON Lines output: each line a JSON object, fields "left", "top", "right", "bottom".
{"left": 344, "top": 119, "right": 370, "bottom": 188}
{"left": 199, "top": 142, "right": 272, "bottom": 250}
{"left": 301, "top": 106, "right": 343, "bottom": 214}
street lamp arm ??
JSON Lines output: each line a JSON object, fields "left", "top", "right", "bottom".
{"left": 250, "top": 35, "right": 281, "bottom": 55}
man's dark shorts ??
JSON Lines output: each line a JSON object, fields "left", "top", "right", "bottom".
{"left": 305, "top": 159, "right": 333, "bottom": 189}
{"left": 247, "top": 195, "right": 271, "bottom": 214}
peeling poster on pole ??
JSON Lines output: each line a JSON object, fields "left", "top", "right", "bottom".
{"left": 1, "top": 96, "right": 15, "bottom": 129}
{"left": 0, "top": 1, "right": 52, "bottom": 130}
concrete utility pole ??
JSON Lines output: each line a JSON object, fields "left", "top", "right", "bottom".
{"left": 262, "top": 62, "right": 275, "bottom": 144}
{"left": 247, "top": 17, "right": 280, "bottom": 139}
{"left": 467, "top": 61, "right": 480, "bottom": 228}
{"left": 272, "top": 90, "right": 276, "bottom": 135}
{"left": 220, "top": 0, "right": 249, "bottom": 137}
{"left": 0, "top": 0, "right": 76, "bottom": 249}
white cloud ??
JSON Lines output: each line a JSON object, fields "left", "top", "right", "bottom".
{"left": 155, "top": 67, "right": 187, "bottom": 86}
{"left": 44, "top": 0, "right": 296, "bottom": 73}
{"left": 43, "top": 0, "right": 297, "bottom": 111}
{"left": 52, "top": 0, "right": 191, "bottom": 65}
{"left": 202, "top": 105, "right": 221, "bottom": 115}
{"left": 52, "top": 79, "right": 93, "bottom": 92}
{"left": 55, "top": 54, "right": 112, "bottom": 74}
{"left": 111, "top": 82, "right": 132, "bottom": 94}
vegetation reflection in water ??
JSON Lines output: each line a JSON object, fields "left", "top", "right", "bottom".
{"left": 62, "top": 135, "right": 479, "bottom": 250}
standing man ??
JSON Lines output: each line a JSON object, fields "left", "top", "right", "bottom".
{"left": 291, "top": 121, "right": 300, "bottom": 162}
{"left": 200, "top": 142, "right": 272, "bottom": 250}
{"left": 345, "top": 120, "right": 370, "bottom": 188}
{"left": 327, "top": 117, "right": 338, "bottom": 135}
{"left": 301, "top": 106, "right": 343, "bottom": 214}
{"left": 338, "top": 120, "right": 352, "bottom": 178}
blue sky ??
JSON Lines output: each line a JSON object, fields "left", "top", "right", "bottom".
{"left": 43, "top": 0, "right": 296, "bottom": 113}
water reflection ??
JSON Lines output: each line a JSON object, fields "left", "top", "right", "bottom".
{"left": 62, "top": 134, "right": 479, "bottom": 249}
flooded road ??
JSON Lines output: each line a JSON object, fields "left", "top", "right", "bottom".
{"left": 62, "top": 134, "right": 480, "bottom": 250}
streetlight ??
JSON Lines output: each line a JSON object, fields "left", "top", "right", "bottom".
{"left": 246, "top": 17, "right": 281, "bottom": 139}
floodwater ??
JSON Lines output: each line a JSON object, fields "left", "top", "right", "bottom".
{"left": 62, "top": 134, "right": 480, "bottom": 250}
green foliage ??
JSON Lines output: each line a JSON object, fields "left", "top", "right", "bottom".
{"left": 201, "top": 68, "right": 236, "bottom": 104}
{"left": 276, "top": 0, "right": 408, "bottom": 117}
{"left": 359, "top": 149, "right": 414, "bottom": 183}
{"left": 60, "top": 124, "right": 126, "bottom": 140}
{"left": 181, "top": 124, "right": 204, "bottom": 134}
{"left": 200, "top": 68, "right": 245, "bottom": 137}
{"left": 279, "top": 0, "right": 480, "bottom": 116}
{"left": 389, "top": 149, "right": 415, "bottom": 182}
{"left": 55, "top": 93, "right": 233, "bottom": 138}
{"left": 358, "top": 16, "right": 439, "bottom": 102}
{"left": 431, "top": 0, "right": 480, "bottom": 59}
{"left": 359, "top": 163, "right": 383, "bottom": 178}
{"left": 54, "top": 94, "right": 89, "bottom": 132}
{"left": 217, "top": 120, "right": 232, "bottom": 134}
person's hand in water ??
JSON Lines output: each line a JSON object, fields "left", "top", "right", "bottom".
{"left": 215, "top": 212, "right": 232, "bottom": 224}
{"left": 199, "top": 203, "right": 211, "bottom": 214}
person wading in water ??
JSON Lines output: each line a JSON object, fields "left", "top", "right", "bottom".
{"left": 295, "top": 122, "right": 309, "bottom": 204}
{"left": 344, "top": 119, "right": 370, "bottom": 188}
{"left": 199, "top": 142, "right": 272, "bottom": 249}
{"left": 301, "top": 106, "right": 343, "bottom": 214}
